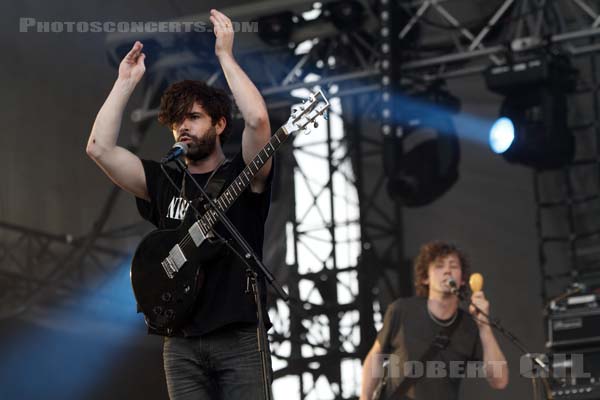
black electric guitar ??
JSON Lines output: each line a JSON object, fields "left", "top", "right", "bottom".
{"left": 130, "top": 89, "right": 329, "bottom": 335}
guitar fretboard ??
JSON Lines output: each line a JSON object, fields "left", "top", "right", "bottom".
{"left": 194, "top": 126, "right": 288, "bottom": 235}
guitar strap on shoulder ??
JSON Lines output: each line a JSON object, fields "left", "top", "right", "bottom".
{"left": 386, "top": 312, "right": 463, "bottom": 400}
{"left": 181, "top": 159, "right": 233, "bottom": 219}
{"left": 181, "top": 158, "right": 232, "bottom": 200}
{"left": 203, "top": 159, "right": 232, "bottom": 199}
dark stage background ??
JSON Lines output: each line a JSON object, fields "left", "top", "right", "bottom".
{"left": 1, "top": 0, "right": 579, "bottom": 399}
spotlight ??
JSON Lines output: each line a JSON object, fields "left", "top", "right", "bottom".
{"left": 257, "top": 11, "right": 296, "bottom": 46}
{"left": 324, "top": 0, "right": 365, "bottom": 31}
{"left": 384, "top": 83, "right": 461, "bottom": 207}
{"left": 489, "top": 117, "right": 515, "bottom": 154}
{"left": 485, "top": 55, "right": 577, "bottom": 169}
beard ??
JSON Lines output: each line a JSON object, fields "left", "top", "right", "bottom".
{"left": 184, "top": 126, "right": 218, "bottom": 162}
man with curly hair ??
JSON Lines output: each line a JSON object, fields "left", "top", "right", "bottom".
{"left": 86, "top": 9, "right": 273, "bottom": 400}
{"left": 360, "top": 241, "right": 508, "bottom": 400}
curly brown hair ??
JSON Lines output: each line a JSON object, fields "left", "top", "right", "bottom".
{"left": 158, "top": 80, "right": 233, "bottom": 144}
{"left": 413, "top": 241, "right": 470, "bottom": 297}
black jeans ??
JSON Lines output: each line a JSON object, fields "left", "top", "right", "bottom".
{"left": 163, "top": 324, "right": 272, "bottom": 400}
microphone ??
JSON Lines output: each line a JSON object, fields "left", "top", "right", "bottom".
{"left": 161, "top": 142, "right": 188, "bottom": 164}
{"left": 447, "top": 277, "right": 459, "bottom": 295}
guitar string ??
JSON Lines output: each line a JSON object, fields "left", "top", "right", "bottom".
{"left": 178, "top": 142, "right": 277, "bottom": 249}
{"left": 179, "top": 130, "right": 291, "bottom": 252}
{"left": 179, "top": 163, "right": 253, "bottom": 248}
{"left": 176, "top": 127, "right": 289, "bottom": 252}
{"left": 177, "top": 157, "right": 226, "bottom": 249}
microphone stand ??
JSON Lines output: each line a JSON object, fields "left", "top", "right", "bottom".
{"left": 452, "top": 288, "right": 559, "bottom": 400}
{"left": 175, "top": 158, "right": 288, "bottom": 400}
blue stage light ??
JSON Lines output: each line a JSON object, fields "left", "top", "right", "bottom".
{"left": 484, "top": 55, "right": 577, "bottom": 169}
{"left": 489, "top": 117, "right": 515, "bottom": 154}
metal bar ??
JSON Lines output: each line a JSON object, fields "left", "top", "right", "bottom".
{"left": 514, "top": 0, "right": 528, "bottom": 38}
{"left": 469, "top": 0, "right": 516, "bottom": 51}
{"left": 568, "top": 42, "right": 600, "bottom": 56}
{"left": 552, "top": 27, "right": 600, "bottom": 43}
{"left": 432, "top": 2, "right": 476, "bottom": 41}
{"left": 430, "top": 2, "right": 502, "bottom": 65}
{"left": 0, "top": 221, "right": 75, "bottom": 243}
{"left": 400, "top": 26, "right": 600, "bottom": 74}
{"left": 534, "top": 0, "right": 548, "bottom": 38}
{"left": 346, "top": 33, "right": 370, "bottom": 70}
{"left": 349, "top": 31, "right": 381, "bottom": 59}
{"left": 206, "top": 69, "right": 222, "bottom": 86}
{"left": 424, "top": 64, "right": 489, "bottom": 81}
{"left": 524, "top": 0, "right": 537, "bottom": 36}
{"left": 281, "top": 52, "right": 311, "bottom": 86}
{"left": 401, "top": 45, "right": 505, "bottom": 70}
{"left": 325, "top": 104, "right": 342, "bottom": 390}
{"left": 261, "top": 69, "right": 380, "bottom": 97}
{"left": 571, "top": 0, "right": 599, "bottom": 22}
{"left": 399, "top": 0, "right": 431, "bottom": 40}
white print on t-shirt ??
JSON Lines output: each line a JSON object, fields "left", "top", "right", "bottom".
{"left": 167, "top": 197, "right": 189, "bottom": 220}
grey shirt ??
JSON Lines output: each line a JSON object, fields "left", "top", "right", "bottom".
{"left": 377, "top": 296, "right": 483, "bottom": 400}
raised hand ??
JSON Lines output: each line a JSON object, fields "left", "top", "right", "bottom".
{"left": 118, "top": 41, "right": 146, "bottom": 83}
{"left": 210, "top": 9, "right": 234, "bottom": 58}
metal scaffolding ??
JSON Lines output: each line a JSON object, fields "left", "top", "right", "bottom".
{"left": 0, "top": 219, "right": 146, "bottom": 319}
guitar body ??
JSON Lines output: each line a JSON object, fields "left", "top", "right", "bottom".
{"left": 131, "top": 224, "right": 223, "bottom": 336}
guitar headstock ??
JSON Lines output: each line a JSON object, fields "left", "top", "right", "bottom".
{"left": 284, "top": 89, "right": 330, "bottom": 135}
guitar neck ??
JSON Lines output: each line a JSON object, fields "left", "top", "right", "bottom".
{"left": 198, "top": 126, "right": 288, "bottom": 230}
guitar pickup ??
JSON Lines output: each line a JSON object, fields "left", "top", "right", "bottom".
{"left": 188, "top": 222, "right": 210, "bottom": 247}
{"left": 161, "top": 244, "right": 187, "bottom": 279}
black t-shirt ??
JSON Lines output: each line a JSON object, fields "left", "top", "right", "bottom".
{"left": 135, "top": 151, "right": 272, "bottom": 336}
{"left": 377, "top": 297, "right": 483, "bottom": 400}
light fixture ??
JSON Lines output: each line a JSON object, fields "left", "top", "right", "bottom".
{"left": 323, "top": 0, "right": 365, "bottom": 31}
{"left": 485, "top": 55, "right": 577, "bottom": 169}
{"left": 489, "top": 117, "right": 514, "bottom": 154}
{"left": 257, "top": 11, "right": 296, "bottom": 46}
{"left": 384, "top": 83, "right": 461, "bottom": 207}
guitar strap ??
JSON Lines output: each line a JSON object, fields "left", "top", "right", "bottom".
{"left": 385, "top": 312, "right": 462, "bottom": 400}
{"left": 181, "top": 158, "right": 232, "bottom": 217}
{"left": 203, "top": 159, "right": 232, "bottom": 199}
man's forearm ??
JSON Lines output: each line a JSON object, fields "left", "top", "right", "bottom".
{"left": 217, "top": 53, "right": 268, "bottom": 127}
{"left": 480, "top": 326, "right": 509, "bottom": 389}
{"left": 360, "top": 351, "right": 380, "bottom": 400}
{"left": 87, "top": 78, "right": 137, "bottom": 157}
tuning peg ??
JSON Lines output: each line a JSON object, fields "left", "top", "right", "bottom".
{"left": 314, "top": 122, "right": 318, "bottom": 128}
